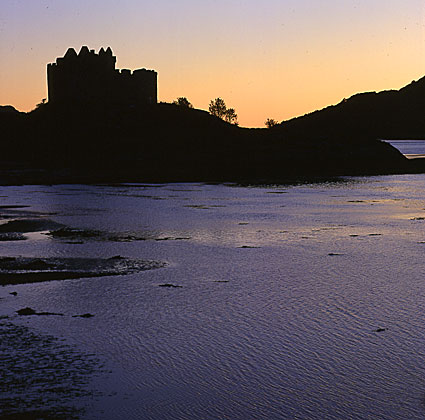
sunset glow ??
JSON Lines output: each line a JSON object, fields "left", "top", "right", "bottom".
{"left": 1, "top": 0, "right": 425, "bottom": 127}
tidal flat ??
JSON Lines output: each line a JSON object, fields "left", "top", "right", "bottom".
{"left": 1, "top": 176, "right": 425, "bottom": 419}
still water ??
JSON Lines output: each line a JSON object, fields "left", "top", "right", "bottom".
{"left": 1, "top": 175, "right": 425, "bottom": 419}
{"left": 386, "top": 139, "right": 425, "bottom": 159}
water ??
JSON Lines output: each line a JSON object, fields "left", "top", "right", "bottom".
{"left": 386, "top": 139, "right": 425, "bottom": 159}
{"left": 1, "top": 177, "right": 425, "bottom": 419}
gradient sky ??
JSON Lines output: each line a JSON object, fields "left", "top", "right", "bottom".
{"left": 1, "top": 0, "right": 425, "bottom": 127}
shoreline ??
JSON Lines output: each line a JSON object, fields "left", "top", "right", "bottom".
{"left": 0, "top": 159, "right": 424, "bottom": 187}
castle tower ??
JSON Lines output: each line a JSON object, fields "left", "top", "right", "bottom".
{"left": 47, "top": 47, "right": 157, "bottom": 106}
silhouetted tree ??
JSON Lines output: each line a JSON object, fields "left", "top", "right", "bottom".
{"left": 209, "top": 97, "right": 238, "bottom": 124}
{"left": 209, "top": 97, "right": 227, "bottom": 119}
{"left": 173, "top": 97, "right": 193, "bottom": 108}
{"left": 225, "top": 108, "right": 238, "bottom": 125}
{"left": 265, "top": 118, "right": 278, "bottom": 128}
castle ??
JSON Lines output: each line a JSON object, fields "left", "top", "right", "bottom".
{"left": 47, "top": 46, "right": 157, "bottom": 106}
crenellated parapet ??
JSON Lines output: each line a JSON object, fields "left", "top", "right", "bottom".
{"left": 47, "top": 46, "right": 157, "bottom": 106}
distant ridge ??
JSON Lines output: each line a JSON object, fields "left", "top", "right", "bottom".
{"left": 279, "top": 75, "right": 425, "bottom": 140}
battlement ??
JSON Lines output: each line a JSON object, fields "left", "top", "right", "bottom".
{"left": 47, "top": 46, "right": 157, "bottom": 106}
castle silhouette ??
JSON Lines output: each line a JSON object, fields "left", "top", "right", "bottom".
{"left": 47, "top": 46, "right": 157, "bottom": 106}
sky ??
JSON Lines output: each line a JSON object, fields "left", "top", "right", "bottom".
{"left": 1, "top": 0, "right": 425, "bottom": 127}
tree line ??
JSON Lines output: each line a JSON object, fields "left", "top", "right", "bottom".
{"left": 172, "top": 96, "right": 279, "bottom": 128}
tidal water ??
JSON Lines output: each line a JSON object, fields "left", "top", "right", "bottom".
{"left": 387, "top": 139, "right": 425, "bottom": 159}
{"left": 1, "top": 174, "right": 425, "bottom": 419}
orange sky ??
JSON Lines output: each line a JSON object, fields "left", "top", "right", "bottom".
{"left": 1, "top": 0, "right": 425, "bottom": 127}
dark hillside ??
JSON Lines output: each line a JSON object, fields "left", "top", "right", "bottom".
{"left": 279, "top": 76, "right": 425, "bottom": 141}
{"left": 0, "top": 97, "right": 419, "bottom": 184}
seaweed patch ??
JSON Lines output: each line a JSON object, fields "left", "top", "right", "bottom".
{"left": 0, "top": 256, "right": 166, "bottom": 285}
{"left": 0, "top": 320, "right": 104, "bottom": 418}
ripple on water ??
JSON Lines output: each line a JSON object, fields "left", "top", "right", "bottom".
{"left": 0, "top": 319, "right": 104, "bottom": 418}
{"left": 2, "top": 179, "right": 425, "bottom": 419}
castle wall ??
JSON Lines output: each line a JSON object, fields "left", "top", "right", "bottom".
{"left": 47, "top": 47, "right": 157, "bottom": 106}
